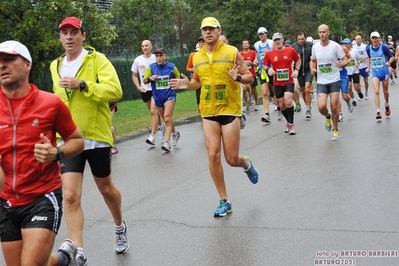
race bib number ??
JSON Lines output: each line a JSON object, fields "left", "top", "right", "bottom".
{"left": 318, "top": 63, "right": 333, "bottom": 74}
{"left": 276, "top": 68, "right": 289, "bottom": 81}
{"left": 155, "top": 75, "right": 169, "bottom": 90}
{"left": 348, "top": 61, "right": 356, "bottom": 67}
{"left": 371, "top": 57, "right": 384, "bottom": 68}
{"left": 203, "top": 84, "right": 227, "bottom": 101}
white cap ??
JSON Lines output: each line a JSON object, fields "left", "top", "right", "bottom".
{"left": 370, "top": 31, "right": 380, "bottom": 38}
{"left": 306, "top": 36, "right": 313, "bottom": 42}
{"left": 272, "top": 32, "right": 283, "bottom": 41}
{"left": 258, "top": 27, "right": 267, "bottom": 34}
{"left": 0, "top": 40, "right": 32, "bottom": 63}
{"left": 388, "top": 35, "right": 392, "bottom": 39}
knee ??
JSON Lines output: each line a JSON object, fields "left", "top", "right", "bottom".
{"left": 225, "top": 155, "right": 239, "bottom": 167}
{"left": 63, "top": 189, "right": 81, "bottom": 206}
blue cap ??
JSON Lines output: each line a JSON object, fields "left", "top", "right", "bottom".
{"left": 341, "top": 38, "right": 351, "bottom": 44}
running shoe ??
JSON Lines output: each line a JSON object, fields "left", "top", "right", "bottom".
{"left": 376, "top": 112, "right": 382, "bottom": 120}
{"left": 146, "top": 134, "right": 155, "bottom": 145}
{"left": 172, "top": 131, "right": 181, "bottom": 147}
{"left": 331, "top": 129, "right": 340, "bottom": 141}
{"left": 352, "top": 100, "right": 357, "bottom": 107}
{"left": 390, "top": 80, "right": 395, "bottom": 85}
{"left": 395, "top": 74, "right": 398, "bottom": 79}
{"left": 254, "top": 105, "right": 259, "bottom": 111}
{"left": 305, "top": 109, "right": 311, "bottom": 119}
{"left": 261, "top": 114, "right": 271, "bottom": 124}
{"left": 111, "top": 145, "right": 119, "bottom": 154}
{"left": 288, "top": 124, "right": 296, "bottom": 135}
{"left": 325, "top": 114, "right": 332, "bottom": 131}
{"left": 385, "top": 105, "right": 391, "bottom": 116}
{"left": 158, "top": 123, "right": 166, "bottom": 141}
{"left": 58, "top": 239, "right": 78, "bottom": 266}
{"left": 339, "top": 113, "right": 343, "bottom": 122}
{"left": 277, "top": 110, "right": 283, "bottom": 121}
{"left": 347, "top": 101, "right": 354, "bottom": 113}
{"left": 364, "top": 93, "right": 369, "bottom": 100}
{"left": 115, "top": 221, "right": 130, "bottom": 254}
{"left": 295, "top": 102, "right": 301, "bottom": 112}
{"left": 243, "top": 155, "right": 259, "bottom": 184}
{"left": 245, "top": 105, "right": 250, "bottom": 112}
{"left": 240, "top": 114, "right": 246, "bottom": 129}
{"left": 357, "top": 91, "right": 364, "bottom": 99}
{"left": 76, "top": 254, "right": 88, "bottom": 266}
{"left": 274, "top": 104, "right": 278, "bottom": 111}
{"left": 213, "top": 199, "right": 232, "bottom": 217}
{"left": 161, "top": 141, "right": 171, "bottom": 152}
{"left": 284, "top": 123, "right": 289, "bottom": 133}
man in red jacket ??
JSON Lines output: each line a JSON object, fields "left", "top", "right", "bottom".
{"left": 0, "top": 40, "right": 84, "bottom": 266}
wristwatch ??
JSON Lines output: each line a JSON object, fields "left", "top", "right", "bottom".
{"left": 295, "top": 67, "right": 300, "bottom": 71}
{"left": 79, "top": 81, "right": 86, "bottom": 92}
{"left": 235, "top": 74, "right": 242, "bottom": 82}
{"left": 55, "top": 147, "right": 64, "bottom": 161}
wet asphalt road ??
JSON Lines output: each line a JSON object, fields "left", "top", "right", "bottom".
{"left": 1, "top": 81, "right": 398, "bottom": 266}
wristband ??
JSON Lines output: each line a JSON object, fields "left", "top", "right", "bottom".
{"left": 147, "top": 78, "right": 151, "bottom": 83}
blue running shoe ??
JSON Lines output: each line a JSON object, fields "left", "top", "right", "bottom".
{"left": 244, "top": 156, "right": 258, "bottom": 184}
{"left": 214, "top": 199, "right": 232, "bottom": 217}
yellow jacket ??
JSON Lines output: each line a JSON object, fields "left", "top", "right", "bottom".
{"left": 193, "top": 41, "right": 241, "bottom": 117}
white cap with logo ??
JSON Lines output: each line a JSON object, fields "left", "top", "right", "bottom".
{"left": 0, "top": 40, "right": 32, "bottom": 63}
{"left": 258, "top": 27, "right": 268, "bottom": 34}
{"left": 272, "top": 32, "right": 283, "bottom": 41}
{"left": 370, "top": 31, "right": 380, "bottom": 38}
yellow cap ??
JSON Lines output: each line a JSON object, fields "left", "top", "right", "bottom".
{"left": 200, "top": 17, "right": 221, "bottom": 29}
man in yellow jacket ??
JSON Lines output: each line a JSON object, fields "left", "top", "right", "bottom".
{"left": 50, "top": 16, "right": 129, "bottom": 265}
{"left": 169, "top": 17, "right": 259, "bottom": 217}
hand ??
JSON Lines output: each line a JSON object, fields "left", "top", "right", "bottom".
{"left": 59, "top": 76, "right": 79, "bottom": 90}
{"left": 227, "top": 65, "right": 240, "bottom": 80}
{"left": 291, "top": 70, "right": 298, "bottom": 78}
{"left": 311, "top": 68, "right": 317, "bottom": 75}
{"left": 169, "top": 73, "right": 190, "bottom": 90}
{"left": 34, "top": 133, "right": 57, "bottom": 163}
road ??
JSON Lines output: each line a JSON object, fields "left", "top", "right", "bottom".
{"left": 1, "top": 81, "right": 399, "bottom": 266}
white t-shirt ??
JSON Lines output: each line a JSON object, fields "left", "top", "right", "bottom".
{"left": 60, "top": 49, "right": 88, "bottom": 78}
{"left": 355, "top": 43, "right": 369, "bottom": 69}
{"left": 347, "top": 48, "right": 360, "bottom": 75}
{"left": 131, "top": 54, "right": 156, "bottom": 91}
{"left": 254, "top": 39, "right": 273, "bottom": 68}
{"left": 311, "top": 41, "right": 345, "bottom": 84}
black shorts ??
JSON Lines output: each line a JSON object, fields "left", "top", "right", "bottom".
{"left": 141, "top": 90, "right": 153, "bottom": 103}
{"left": 348, "top": 73, "right": 360, "bottom": 84}
{"left": 61, "top": 147, "right": 112, "bottom": 178}
{"left": 250, "top": 77, "right": 258, "bottom": 88}
{"left": 391, "top": 61, "right": 397, "bottom": 70}
{"left": 0, "top": 188, "right": 63, "bottom": 242}
{"left": 274, "top": 83, "right": 294, "bottom": 98}
{"left": 109, "top": 102, "right": 118, "bottom": 112}
{"left": 203, "top": 115, "right": 237, "bottom": 125}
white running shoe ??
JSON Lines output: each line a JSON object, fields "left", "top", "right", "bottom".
{"left": 172, "top": 131, "right": 181, "bottom": 147}
{"left": 158, "top": 123, "right": 166, "bottom": 141}
{"left": 58, "top": 239, "right": 78, "bottom": 266}
{"left": 115, "top": 221, "right": 130, "bottom": 254}
{"left": 146, "top": 134, "right": 155, "bottom": 145}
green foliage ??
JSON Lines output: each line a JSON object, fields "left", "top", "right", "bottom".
{"left": 111, "top": 0, "right": 178, "bottom": 54}
{"left": 0, "top": 0, "right": 116, "bottom": 84}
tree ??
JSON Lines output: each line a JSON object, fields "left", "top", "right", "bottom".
{"left": 0, "top": 0, "right": 116, "bottom": 86}
{"left": 111, "top": 0, "right": 178, "bottom": 54}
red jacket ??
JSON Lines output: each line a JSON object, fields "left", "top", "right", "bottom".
{"left": 0, "top": 84, "right": 77, "bottom": 207}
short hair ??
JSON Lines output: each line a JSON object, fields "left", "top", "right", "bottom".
{"left": 297, "top": 31, "right": 307, "bottom": 38}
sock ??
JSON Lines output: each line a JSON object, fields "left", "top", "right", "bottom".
{"left": 385, "top": 103, "right": 389, "bottom": 107}
{"left": 77, "top": 247, "right": 85, "bottom": 258}
{"left": 286, "top": 106, "right": 294, "bottom": 124}
{"left": 377, "top": 109, "right": 380, "bottom": 113}
{"left": 265, "top": 113, "right": 269, "bottom": 116}
{"left": 114, "top": 222, "right": 125, "bottom": 233}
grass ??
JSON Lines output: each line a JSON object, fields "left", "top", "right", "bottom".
{"left": 113, "top": 85, "right": 263, "bottom": 137}
{"left": 113, "top": 90, "right": 200, "bottom": 136}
